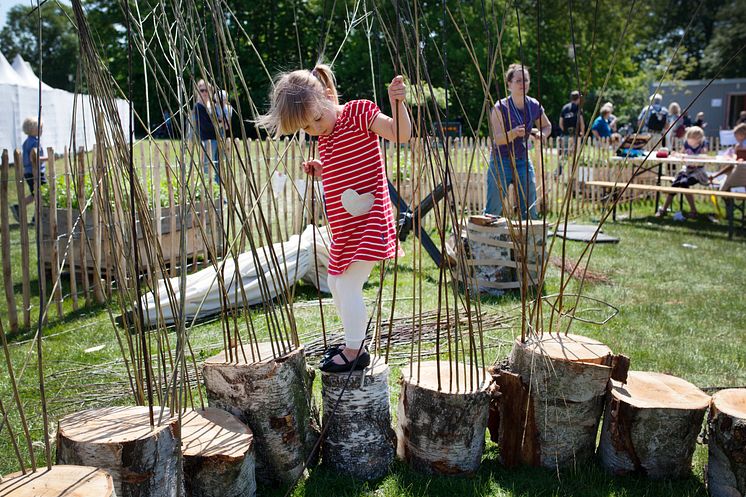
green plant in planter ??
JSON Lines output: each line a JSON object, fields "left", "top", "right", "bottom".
{"left": 40, "top": 169, "right": 221, "bottom": 210}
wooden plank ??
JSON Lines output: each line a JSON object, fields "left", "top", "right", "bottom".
{"left": 584, "top": 181, "right": 746, "bottom": 199}
{"left": 76, "top": 148, "right": 90, "bottom": 301}
{"left": 13, "top": 149, "right": 31, "bottom": 328}
{"left": 91, "top": 147, "right": 105, "bottom": 304}
{"left": 63, "top": 150, "right": 78, "bottom": 311}
{"left": 166, "top": 158, "right": 176, "bottom": 276}
{"left": 47, "top": 151, "right": 63, "bottom": 317}
{"left": 1, "top": 150, "right": 18, "bottom": 331}
{"left": 153, "top": 143, "right": 163, "bottom": 281}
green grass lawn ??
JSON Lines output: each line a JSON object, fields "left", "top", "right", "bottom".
{"left": 1, "top": 197, "right": 745, "bottom": 496}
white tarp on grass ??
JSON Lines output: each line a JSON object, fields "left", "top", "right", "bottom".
{"left": 141, "top": 225, "right": 332, "bottom": 326}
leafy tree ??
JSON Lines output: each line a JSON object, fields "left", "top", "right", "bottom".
{"left": 0, "top": 2, "right": 79, "bottom": 90}
{"left": 701, "top": 0, "right": 746, "bottom": 79}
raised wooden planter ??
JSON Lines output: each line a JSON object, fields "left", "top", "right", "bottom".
{"left": 39, "top": 203, "right": 219, "bottom": 278}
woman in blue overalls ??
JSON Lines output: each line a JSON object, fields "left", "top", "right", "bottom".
{"left": 485, "top": 64, "right": 552, "bottom": 219}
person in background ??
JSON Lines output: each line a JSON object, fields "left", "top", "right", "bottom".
{"left": 591, "top": 106, "right": 613, "bottom": 140}
{"left": 11, "top": 117, "right": 47, "bottom": 224}
{"left": 194, "top": 79, "right": 219, "bottom": 182}
{"left": 656, "top": 126, "right": 708, "bottom": 218}
{"left": 603, "top": 101, "right": 617, "bottom": 132}
{"left": 668, "top": 102, "right": 686, "bottom": 140}
{"left": 695, "top": 111, "right": 707, "bottom": 129}
{"left": 485, "top": 63, "right": 551, "bottom": 220}
{"left": 559, "top": 91, "right": 584, "bottom": 136}
{"left": 735, "top": 110, "right": 746, "bottom": 126}
{"left": 638, "top": 93, "right": 667, "bottom": 133}
{"left": 710, "top": 123, "right": 746, "bottom": 192}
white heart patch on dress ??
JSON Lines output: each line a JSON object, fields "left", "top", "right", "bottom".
{"left": 340, "top": 188, "right": 375, "bottom": 217}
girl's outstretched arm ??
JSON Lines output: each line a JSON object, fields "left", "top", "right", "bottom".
{"left": 370, "top": 76, "right": 412, "bottom": 143}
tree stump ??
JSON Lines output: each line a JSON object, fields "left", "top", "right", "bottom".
{"left": 56, "top": 406, "right": 182, "bottom": 497}
{"left": 396, "top": 361, "right": 491, "bottom": 475}
{"left": 599, "top": 371, "right": 710, "bottom": 479}
{"left": 201, "top": 342, "right": 318, "bottom": 485}
{"left": 492, "top": 334, "right": 613, "bottom": 469}
{"left": 707, "top": 388, "right": 746, "bottom": 496}
{"left": 181, "top": 408, "right": 256, "bottom": 497}
{"left": 0, "top": 466, "right": 114, "bottom": 497}
{"left": 320, "top": 355, "right": 394, "bottom": 480}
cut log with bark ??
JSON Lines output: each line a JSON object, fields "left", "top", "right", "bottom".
{"left": 492, "top": 334, "right": 613, "bottom": 469}
{"left": 599, "top": 371, "right": 710, "bottom": 479}
{"left": 181, "top": 408, "right": 256, "bottom": 497}
{"left": 320, "top": 355, "right": 394, "bottom": 480}
{"left": 707, "top": 388, "right": 746, "bottom": 496}
{"left": 201, "top": 342, "right": 318, "bottom": 485}
{"left": 396, "top": 361, "right": 491, "bottom": 475}
{"left": 0, "top": 466, "right": 114, "bottom": 497}
{"left": 56, "top": 406, "right": 182, "bottom": 497}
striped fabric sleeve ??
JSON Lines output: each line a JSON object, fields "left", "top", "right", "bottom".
{"left": 350, "top": 99, "right": 381, "bottom": 134}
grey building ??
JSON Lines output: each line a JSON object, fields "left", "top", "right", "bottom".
{"left": 652, "top": 78, "right": 746, "bottom": 135}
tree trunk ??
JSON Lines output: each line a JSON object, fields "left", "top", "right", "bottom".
{"left": 599, "top": 371, "right": 710, "bottom": 479}
{"left": 320, "top": 356, "right": 394, "bottom": 480}
{"left": 707, "top": 388, "right": 746, "bottom": 496}
{"left": 0, "top": 466, "right": 114, "bottom": 497}
{"left": 56, "top": 406, "right": 182, "bottom": 497}
{"left": 396, "top": 361, "right": 491, "bottom": 475}
{"left": 201, "top": 343, "right": 318, "bottom": 485}
{"left": 181, "top": 408, "right": 256, "bottom": 497}
{"left": 493, "top": 334, "right": 613, "bottom": 469}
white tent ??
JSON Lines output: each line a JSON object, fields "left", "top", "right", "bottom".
{"left": 0, "top": 51, "right": 130, "bottom": 155}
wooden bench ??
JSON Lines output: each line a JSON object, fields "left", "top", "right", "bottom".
{"left": 585, "top": 180, "right": 746, "bottom": 238}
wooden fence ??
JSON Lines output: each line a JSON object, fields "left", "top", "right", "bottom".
{"left": 0, "top": 134, "right": 733, "bottom": 328}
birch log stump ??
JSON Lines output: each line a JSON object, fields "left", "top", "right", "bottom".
{"left": 599, "top": 371, "right": 710, "bottom": 478}
{"left": 201, "top": 342, "right": 318, "bottom": 485}
{"left": 707, "top": 388, "right": 746, "bottom": 496}
{"left": 56, "top": 406, "right": 182, "bottom": 497}
{"left": 396, "top": 361, "right": 491, "bottom": 475}
{"left": 320, "top": 355, "right": 394, "bottom": 480}
{"left": 181, "top": 408, "right": 256, "bottom": 497}
{"left": 0, "top": 466, "right": 114, "bottom": 497}
{"left": 492, "top": 334, "right": 614, "bottom": 469}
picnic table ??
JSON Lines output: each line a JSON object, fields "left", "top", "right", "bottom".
{"left": 609, "top": 154, "right": 742, "bottom": 212}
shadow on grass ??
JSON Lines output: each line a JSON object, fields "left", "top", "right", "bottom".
{"left": 261, "top": 444, "right": 707, "bottom": 497}
{"left": 619, "top": 214, "right": 744, "bottom": 241}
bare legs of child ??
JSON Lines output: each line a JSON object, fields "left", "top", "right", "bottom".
{"left": 320, "top": 260, "right": 376, "bottom": 373}
{"left": 656, "top": 193, "right": 697, "bottom": 218}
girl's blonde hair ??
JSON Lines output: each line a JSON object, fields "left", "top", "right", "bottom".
{"left": 505, "top": 63, "right": 529, "bottom": 83}
{"left": 685, "top": 125, "right": 705, "bottom": 141}
{"left": 668, "top": 102, "right": 681, "bottom": 115}
{"left": 22, "top": 117, "right": 40, "bottom": 136}
{"left": 257, "top": 64, "right": 339, "bottom": 137}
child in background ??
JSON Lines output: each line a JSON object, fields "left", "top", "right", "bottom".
{"left": 656, "top": 125, "right": 708, "bottom": 218}
{"left": 258, "top": 64, "right": 411, "bottom": 373}
{"left": 213, "top": 89, "right": 232, "bottom": 133}
{"left": 11, "top": 117, "right": 47, "bottom": 224}
{"left": 710, "top": 123, "right": 746, "bottom": 192}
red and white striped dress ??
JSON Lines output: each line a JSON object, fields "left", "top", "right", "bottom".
{"left": 319, "top": 99, "right": 399, "bottom": 276}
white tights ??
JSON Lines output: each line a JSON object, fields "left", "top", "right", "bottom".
{"left": 326, "top": 261, "right": 376, "bottom": 350}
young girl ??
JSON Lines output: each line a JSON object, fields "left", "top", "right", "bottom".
{"left": 656, "top": 126, "right": 708, "bottom": 218}
{"left": 258, "top": 64, "right": 411, "bottom": 373}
